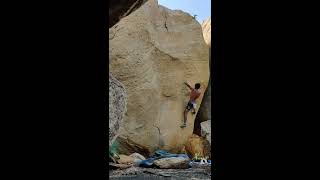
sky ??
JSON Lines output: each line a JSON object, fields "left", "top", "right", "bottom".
{"left": 158, "top": 0, "right": 211, "bottom": 23}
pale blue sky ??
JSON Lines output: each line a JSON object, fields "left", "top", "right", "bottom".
{"left": 158, "top": 0, "right": 211, "bottom": 23}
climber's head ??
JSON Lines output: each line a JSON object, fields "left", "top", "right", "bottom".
{"left": 195, "top": 83, "right": 201, "bottom": 89}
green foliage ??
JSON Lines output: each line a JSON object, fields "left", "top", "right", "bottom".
{"left": 108, "top": 140, "right": 119, "bottom": 158}
{"left": 193, "top": 153, "right": 202, "bottom": 161}
{"left": 108, "top": 141, "right": 119, "bottom": 159}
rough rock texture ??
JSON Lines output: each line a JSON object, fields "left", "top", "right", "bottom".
{"left": 109, "top": 162, "right": 133, "bottom": 170}
{"left": 109, "top": 0, "right": 209, "bottom": 153}
{"left": 109, "top": 0, "right": 149, "bottom": 28}
{"left": 194, "top": 75, "right": 211, "bottom": 132}
{"left": 114, "top": 135, "right": 151, "bottom": 158}
{"left": 129, "top": 153, "right": 146, "bottom": 160}
{"left": 130, "top": 153, "right": 146, "bottom": 166}
{"left": 109, "top": 74, "right": 127, "bottom": 146}
{"left": 200, "top": 120, "right": 211, "bottom": 145}
{"left": 201, "top": 17, "right": 211, "bottom": 47}
{"left": 194, "top": 17, "right": 211, "bottom": 135}
{"left": 154, "top": 157, "right": 190, "bottom": 169}
{"left": 109, "top": 166, "right": 211, "bottom": 179}
{"left": 199, "top": 17, "right": 211, "bottom": 120}
{"left": 108, "top": 0, "right": 147, "bottom": 147}
{"left": 116, "top": 154, "right": 135, "bottom": 164}
{"left": 185, "top": 134, "right": 211, "bottom": 159}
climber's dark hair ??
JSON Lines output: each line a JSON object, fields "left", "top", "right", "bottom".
{"left": 195, "top": 83, "right": 201, "bottom": 89}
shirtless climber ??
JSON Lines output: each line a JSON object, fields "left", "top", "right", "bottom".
{"left": 181, "top": 82, "right": 201, "bottom": 128}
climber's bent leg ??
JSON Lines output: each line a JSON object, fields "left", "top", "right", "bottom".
{"left": 181, "top": 102, "right": 192, "bottom": 128}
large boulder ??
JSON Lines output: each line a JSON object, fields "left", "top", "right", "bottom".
{"left": 109, "top": 74, "right": 127, "bottom": 146}
{"left": 114, "top": 135, "right": 151, "bottom": 158}
{"left": 109, "top": 0, "right": 210, "bottom": 153}
{"left": 108, "top": 0, "right": 148, "bottom": 147}
{"left": 185, "top": 134, "right": 211, "bottom": 159}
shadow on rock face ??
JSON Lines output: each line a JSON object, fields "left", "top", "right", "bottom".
{"left": 108, "top": 0, "right": 149, "bottom": 147}
{"left": 109, "top": 0, "right": 149, "bottom": 28}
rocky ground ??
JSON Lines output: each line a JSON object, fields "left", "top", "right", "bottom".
{"left": 109, "top": 164, "right": 212, "bottom": 180}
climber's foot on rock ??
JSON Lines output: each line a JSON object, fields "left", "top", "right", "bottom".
{"left": 180, "top": 123, "right": 186, "bottom": 128}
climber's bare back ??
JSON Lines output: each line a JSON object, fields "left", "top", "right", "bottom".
{"left": 181, "top": 82, "right": 202, "bottom": 128}
{"left": 190, "top": 89, "right": 201, "bottom": 101}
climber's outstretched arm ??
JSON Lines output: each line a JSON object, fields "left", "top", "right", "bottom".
{"left": 184, "top": 82, "right": 194, "bottom": 90}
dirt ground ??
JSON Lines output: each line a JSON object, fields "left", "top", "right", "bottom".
{"left": 109, "top": 164, "right": 212, "bottom": 180}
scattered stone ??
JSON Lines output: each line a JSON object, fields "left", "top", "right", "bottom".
{"left": 109, "top": 162, "right": 133, "bottom": 170}
{"left": 116, "top": 154, "right": 135, "bottom": 164}
{"left": 129, "top": 152, "right": 146, "bottom": 166}
{"left": 143, "top": 169, "right": 172, "bottom": 177}
{"left": 109, "top": 166, "right": 211, "bottom": 179}
{"left": 153, "top": 157, "right": 189, "bottom": 169}
{"left": 129, "top": 152, "right": 146, "bottom": 160}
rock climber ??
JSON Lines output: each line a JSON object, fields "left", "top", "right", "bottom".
{"left": 181, "top": 82, "right": 201, "bottom": 128}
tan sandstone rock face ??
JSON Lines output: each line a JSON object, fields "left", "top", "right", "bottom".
{"left": 108, "top": 0, "right": 148, "bottom": 147}
{"left": 201, "top": 17, "right": 211, "bottom": 47}
{"left": 109, "top": 0, "right": 209, "bottom": 153}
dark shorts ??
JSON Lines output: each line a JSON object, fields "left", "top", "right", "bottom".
{"left": 186, "top": 101, "right": 194, "bottom": 110}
